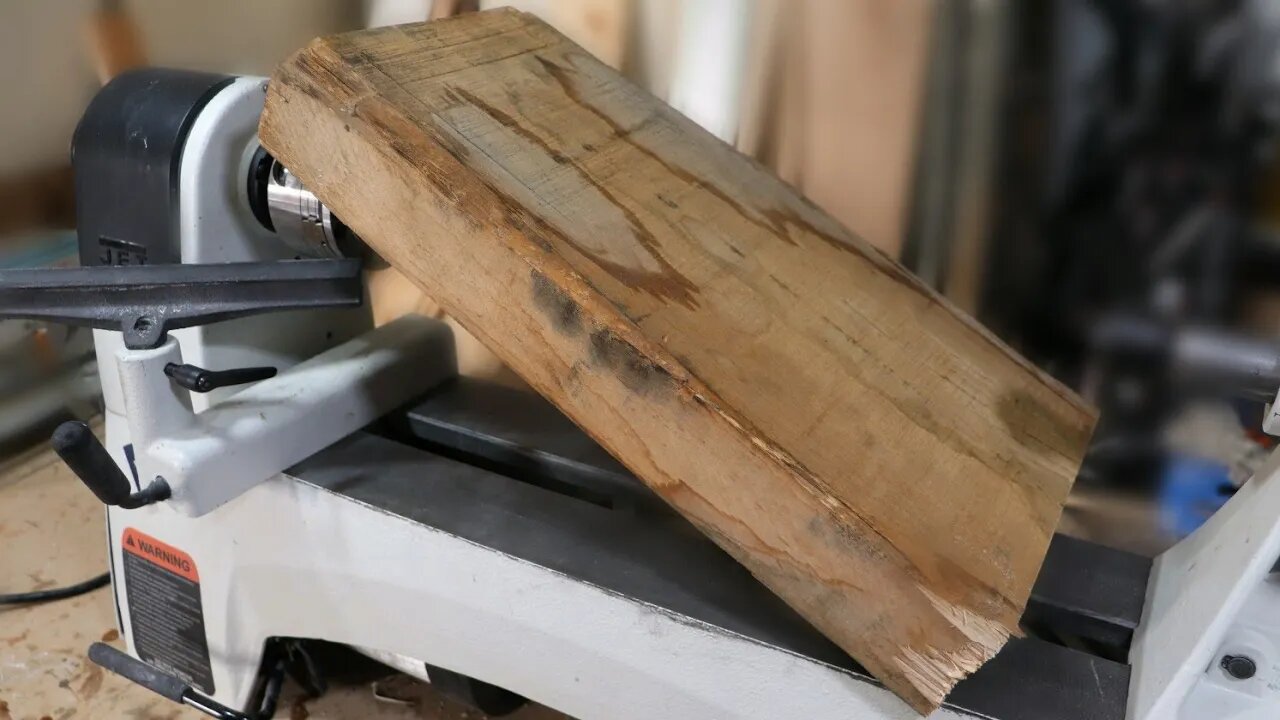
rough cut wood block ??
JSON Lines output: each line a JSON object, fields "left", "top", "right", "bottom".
{"left": 259, "top": 9, "right": 1097, "bottom": 713}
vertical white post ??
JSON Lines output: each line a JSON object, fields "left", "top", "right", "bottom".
{"left": 666, "top": 0, "right": 755, "bottom": 142}
{"left": 116, "top": 337, "right": 196, "bottom": 450}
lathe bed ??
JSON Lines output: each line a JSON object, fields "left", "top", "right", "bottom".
{"left": 278, "top": 375, "right": 1143, "bottom": 720}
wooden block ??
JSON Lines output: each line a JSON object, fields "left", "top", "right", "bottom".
{"left": 259, "top": 10, "right": 1096, "bottom": 712}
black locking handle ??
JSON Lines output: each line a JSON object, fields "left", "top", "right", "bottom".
{"left": 164, "top": 363, "right": 277, "bottom": 393}
{"left": 89, "top": 643, "right": 251, "bottom": 720}
{"left": 51, "top": 421, "right": 169, "bottom": 509}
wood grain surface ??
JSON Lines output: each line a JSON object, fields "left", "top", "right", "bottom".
{"left": 258, "top": 10, "right": 1097, "bottom": 712}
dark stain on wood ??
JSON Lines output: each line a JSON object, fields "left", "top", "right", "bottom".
{"left": 283, "top": 43, "right": 368, "bottom": 111}
{"left": 100, "top": 628, "right": 120, "bottom": 642}
{"left": 386, "top": 132, "right": 464, "bottom": 205}
{"left": 530, "top": 269, "right": 584, "bottom": 336}
{"left": 0, "top": 700, "right": 10, "bottom": 720}
{"left": 997, "top": 389, "right": 1092, "bottom": 465}
{"left": 445, "top": 84, "right": 700, "bottom": 308}
{"left": 378, "top": 132, "right": 474, "bottom": 225}
{"left": 803, "top": 511, "right": 892, "bottom": 570}
{"left": 589, "top": 328, "right": 679, "bottom": 396}
{"left": 502, "top": 204, "right": 557, "bottom": 251}
{"left": 808, "top": 320, "right": 1052, "bottom": 486}
{"left": 759, "top": 207, "right": 842, "bottom": 250}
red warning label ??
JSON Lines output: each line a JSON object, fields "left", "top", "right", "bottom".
{"left": 122, "top": 528, "right": 199, "bottom": 582}
{"left": 120, "top": 527, "right": 214, "bottom": 693}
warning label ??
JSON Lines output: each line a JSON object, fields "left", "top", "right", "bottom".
{"left": 121, "top": 528, "right": 215, "bottom": 693}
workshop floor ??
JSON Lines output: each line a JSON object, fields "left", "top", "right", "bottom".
{"left": 0, "top": 440, "right": 570, "bottom": 720}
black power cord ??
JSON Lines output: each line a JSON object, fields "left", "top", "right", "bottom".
{"left": 0, "top": 572, "right": 110, "bottom": 605}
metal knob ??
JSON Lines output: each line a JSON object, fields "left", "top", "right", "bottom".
{"left": 1221, "top": 654, "right": 1257, "bottom": 680}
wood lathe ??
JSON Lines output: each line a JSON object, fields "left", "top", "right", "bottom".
{"left": 1, "top": 30, "right": 1278, "bottom": 720}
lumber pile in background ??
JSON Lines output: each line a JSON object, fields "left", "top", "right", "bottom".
{"left": 259, "top": 10, "right": 1096, "bottom": 713}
